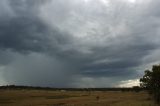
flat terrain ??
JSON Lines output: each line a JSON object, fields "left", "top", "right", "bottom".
{"left": 0, "top": 90, "right": 156, "bottom": 106}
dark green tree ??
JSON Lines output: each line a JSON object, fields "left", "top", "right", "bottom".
{"left": 140, "top": 64, "right": 160, "bottom": 104}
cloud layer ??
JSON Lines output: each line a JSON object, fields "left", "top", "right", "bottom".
{"left": 0, "top": 0, "right": 160, "bottom": 87}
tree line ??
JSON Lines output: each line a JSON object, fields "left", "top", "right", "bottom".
{"left": 0, "top": 85, "right": 144, "bottom": 92}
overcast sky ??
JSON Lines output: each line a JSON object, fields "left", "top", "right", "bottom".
{"left": 0, "top": 0, "right": 160, "bottom": 87}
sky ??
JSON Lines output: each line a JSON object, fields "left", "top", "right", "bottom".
{"left": 0, "top": 0, "right": 160, "bottom": 88}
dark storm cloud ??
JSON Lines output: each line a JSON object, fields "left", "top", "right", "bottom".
{"left": 0, "top": 0, "right": 76, "bottom": 87}
{"left": 0, "top": 17, "right": 48, "bottom": 52}
{"left": 0, "top": 0, "right": 74, "bottom": 54}
{"left": 0, "top": 0, "right": 160, "bottom": 87}
{"left": 0, "top": 0, "right": 47, "bottom": 52}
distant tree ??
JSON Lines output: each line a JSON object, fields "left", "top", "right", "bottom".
{"left": 132, "top": 86, "right": 141, "bottom": 92}
{"left": 140, "top": 64, "right": 160, "bottom": 104}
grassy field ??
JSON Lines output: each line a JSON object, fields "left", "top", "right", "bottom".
{"left": 0, "top": 89, "right": 157, "bottom": 106}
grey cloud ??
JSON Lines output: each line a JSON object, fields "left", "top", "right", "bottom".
{"left": 0, "top": 17, "right": 48, "bottom": 52}
{"left": 0, "top": 0, "right": 160, "bottom": 87}
{"left": 3, "top": 52, "right": 74, "bottom": 87}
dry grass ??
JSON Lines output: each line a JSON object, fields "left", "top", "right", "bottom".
{"left": 0, "top": 90, "right": 157, "bottom": 106}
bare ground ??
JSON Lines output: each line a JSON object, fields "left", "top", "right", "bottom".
{"left": 0, "top": 90, "right": 157, "bottom": 106}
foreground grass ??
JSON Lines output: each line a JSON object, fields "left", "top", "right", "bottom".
{"left": 0, "top": 90, "right": 157, "bottom": 106}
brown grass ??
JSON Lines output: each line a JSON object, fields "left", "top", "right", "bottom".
{"left": 0, "top": 90, "right": 157, "bottom": 106}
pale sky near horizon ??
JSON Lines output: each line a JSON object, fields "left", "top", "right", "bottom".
{"left": 0, "top": 0, "right": 160, "bottom": 87}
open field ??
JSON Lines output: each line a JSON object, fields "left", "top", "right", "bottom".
{"left": 0, "top": 89, "right": 157, "bottom": 106}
